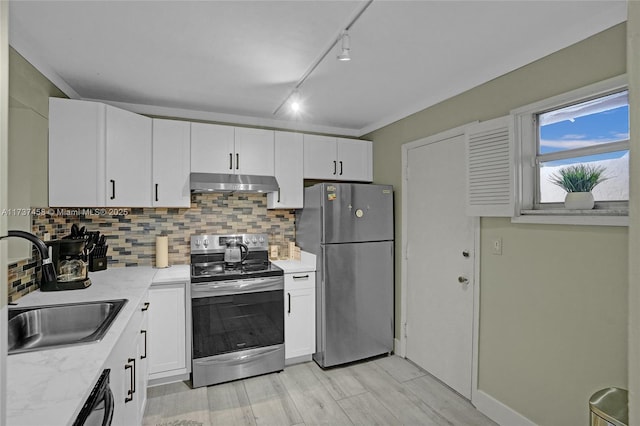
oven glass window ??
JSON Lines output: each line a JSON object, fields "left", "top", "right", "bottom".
{"left": 192, "top": 290, "right": 284, "bottom": 359}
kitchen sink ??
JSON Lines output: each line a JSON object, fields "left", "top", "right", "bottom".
{"left": 8, "top": 299, "right": 127, "bottom": 355}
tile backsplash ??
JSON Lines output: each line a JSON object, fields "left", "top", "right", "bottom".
{"left": 7, "top": 193, "right": 296, "bottom": 302}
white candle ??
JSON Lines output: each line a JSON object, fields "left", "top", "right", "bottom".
{"left": 156, "top": 235, "right": 169, "bottom": 268}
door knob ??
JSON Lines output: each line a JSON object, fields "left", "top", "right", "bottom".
{"left": 458, "top": 276, "right": 469, "bottom": 284}
{"left": 462, "top": 250, "right": 470, "bottom": 258}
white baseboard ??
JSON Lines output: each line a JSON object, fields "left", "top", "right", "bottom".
{"left": 394, "top": 338, "right": 401, "bottom": 355}
{"left": 473, "top": 389, "right": 537, "bottom": 426}
{"left": 285, "top": 354, "right": 313, "bottom": 366}
{"left": 148, "top": 372, "right": 190, "bottom": 388}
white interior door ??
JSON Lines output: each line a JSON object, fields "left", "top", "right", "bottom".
{"left": 405, "top": 133, "right": 475, "bottom": 399}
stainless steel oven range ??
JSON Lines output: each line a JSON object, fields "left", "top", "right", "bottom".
{"left": 190, "top": 233, "right": 284, "bottom": 388}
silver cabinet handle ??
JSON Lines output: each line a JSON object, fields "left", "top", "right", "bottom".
{"left": 293, "top": 274, "right": 309, "bottom": 280}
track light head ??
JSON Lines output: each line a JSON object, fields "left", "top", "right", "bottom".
{"left": 289, "top": 90, "right": 302, "bottom": 113}
{"left": 337, "top": 32, "right": 351, "bottom": 61}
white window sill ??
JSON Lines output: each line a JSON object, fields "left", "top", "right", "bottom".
{"left": 513, "top": 209, "right": 628, "bottom": 226}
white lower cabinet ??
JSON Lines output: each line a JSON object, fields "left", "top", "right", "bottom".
{"left": 106, "top": 294, "right": 149, "bottom": 426}
{"left": 284, "top": 272, "right": 316, "bottom": 362}
{"left": 148, "top": 282, "right": 189, "bottom": 383}
{"left": 137, "top": 299, "right": 150, "bottom": 423}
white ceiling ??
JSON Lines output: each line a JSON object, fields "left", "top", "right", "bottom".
{"left": 9, "top": 0, "right": 627, "bottom": 137}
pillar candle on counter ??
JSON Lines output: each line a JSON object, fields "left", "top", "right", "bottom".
{"left": 156, "top": 235, "right": 169, "bottom": 268}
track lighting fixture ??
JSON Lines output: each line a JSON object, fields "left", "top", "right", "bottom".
{"left": 337, "top": 32, "right": 351, "bottom": 61}
{"left": 289, "top": 90, "right": 301, "bottom": 113}
{"left": 272, "top": 0, "right": 373, "bottom": 116}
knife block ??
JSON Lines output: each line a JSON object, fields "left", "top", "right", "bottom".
{"left": 89, "top": 254, "right": 107, "bottom": 272}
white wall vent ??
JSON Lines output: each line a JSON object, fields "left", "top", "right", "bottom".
{"left": 465, "top": 116, "right": 514, "bottom": 217}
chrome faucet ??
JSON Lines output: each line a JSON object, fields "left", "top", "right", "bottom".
{"left": 1, "top": 230, "right": 59, "bottom": 291}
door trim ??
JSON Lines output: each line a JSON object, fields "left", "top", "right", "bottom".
{"left": 400, "top": 122, "right": 480, "bottom": 402}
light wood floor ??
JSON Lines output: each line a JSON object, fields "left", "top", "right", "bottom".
{"left": 143, "top": 355, "right": 497, "bottom": 426}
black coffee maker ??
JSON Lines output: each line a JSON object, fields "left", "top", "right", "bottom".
{"left": 47, "top": 238, "right": 92, "bottom": 290}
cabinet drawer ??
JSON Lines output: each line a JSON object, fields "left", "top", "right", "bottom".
{"left": 284, "top": 272, "right": 315, "bottom": 290}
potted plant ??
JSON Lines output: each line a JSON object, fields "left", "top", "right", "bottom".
{"left": 549, "top": 164, "right": 608, "bottom": 209}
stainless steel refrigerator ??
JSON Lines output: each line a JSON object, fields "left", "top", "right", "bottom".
{"left": 296, "top": 183, "right": 394, "bottom": 368}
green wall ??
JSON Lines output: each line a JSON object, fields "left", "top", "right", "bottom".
{"left": 366, "top": 23, "right": 628, "bottom": 426}
{"left": 7, "top": 47, "right": 65, "bottom": 260}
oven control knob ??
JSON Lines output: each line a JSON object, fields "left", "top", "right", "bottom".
{"left": 203, "top": 239, "right": 209, "bottom": 247}
{"left": 252, "top": 237, "right": 258, "bottom": 243}
{"left": 259, "top": 237, "right": 264, "bottom": 243}
{"left": 194, "top": 239, "right": 201, "bottom": 247}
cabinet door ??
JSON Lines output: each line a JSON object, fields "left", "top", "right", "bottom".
{"left": 105, "top": 105, "right": 152, "bottom": 207}
{"left": 48, "top": 98, "right": 106, "bottom": 206}
{"left": 148, "top": 283, "right": 187, "bottom": 379}
{"left": 284, "top": 272, "right": 316, "bottom": 360}
{"left": 267, "top": 131, "right": 303, "bottom": 209}
{"left": 303, "top": 134, "right": 338, "bottom": 179}
{"left": 105, "top": 309, "right": 140, "bottom": 426}
{"left": 234, "top": 127, "right": 275, "bottom": 176}
{"left": 152, "top": 119, "right": 191, "bottom": 207}
{"left": 336, "top": 138, "right": 372, "bottom": 182}
{"left": 137, "top": 297, "right": 150, "bottom": 424}
{"left": 190, "top": 122, "right": 234, "bottom": 174}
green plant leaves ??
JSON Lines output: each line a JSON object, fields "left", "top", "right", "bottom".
{"left": 548, "top": 164, "right": 608, "bottom": 193}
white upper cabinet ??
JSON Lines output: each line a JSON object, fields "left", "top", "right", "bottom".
{"left": 336, "top": 137, "right": 372, "bottom": 182}
{"left": 49, "top": 98, "right": 106, "bottom": 207}
{"left": 303, "top": 134, "right": 372, "bottom": 182}
{"left": 234, "top": 127, "right": 275, "bottom": 176}
{"left": 49, "top": 98, "right": 153, "bottom": 207}
{"left": 105, "top": 105, "right": 152, "bottom": 207}
{"left": 303, "top": 134, "right": 338, "bottom": 179}
{"left": 190, "top": 123, "right": 274, "bottom": 176}
{"left": 190, "top": 123, "right": 235, "bottom": 174}
{"left": 152, "top": 119, "right": 191, "bottom": 207}
{"left": 267, "top": 131, "right": 303, "bottom": 209}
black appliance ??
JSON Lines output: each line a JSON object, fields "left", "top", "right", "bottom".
{"left": 190, "top": 233, "right": 284, "bottom": 388}
{"left": 72, "top": 369, "right": 114, "bottom": 426}
{"left": 47, "top": 239, "right": 92, "bottom": 290}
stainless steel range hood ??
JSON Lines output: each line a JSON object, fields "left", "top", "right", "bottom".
{"left": 190, "top": 173, "right": 279, "bottom": 193}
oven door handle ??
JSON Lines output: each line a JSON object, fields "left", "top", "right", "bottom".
{"left": 191, "top": 277, "right": 283, "bottom": 297}
{"left": 194, "top": 346, "right": 283, "bottom": 366}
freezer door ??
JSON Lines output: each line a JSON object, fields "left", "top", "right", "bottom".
{"left": 322, "top": 183, "right": 393, "bottom": 244}
{"left": 315, "top": 241, "right": 394, "bottom": 367}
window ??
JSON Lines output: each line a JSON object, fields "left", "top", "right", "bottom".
{"left": 537, "top": 90, "right": 629, "bottom": 206}
{"left": 513, "top": 75, "right": 629, "bottom": 222}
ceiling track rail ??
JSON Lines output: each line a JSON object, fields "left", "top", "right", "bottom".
{"left": 272, "top": 0, "right": 374, "bottom": 116}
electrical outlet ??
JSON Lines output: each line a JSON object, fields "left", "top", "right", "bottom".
{"left": 492, "top": 237, "right": 502, "bottom": 255}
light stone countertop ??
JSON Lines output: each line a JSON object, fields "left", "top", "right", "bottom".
{"left": 272, "top": 251, "right": 317, "bottom": 273}
{"left": 7, "top": 265, "right": 190, "bottom": 426}
{"left": 151, "top": 264, "right": 190, "bottom": 284}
